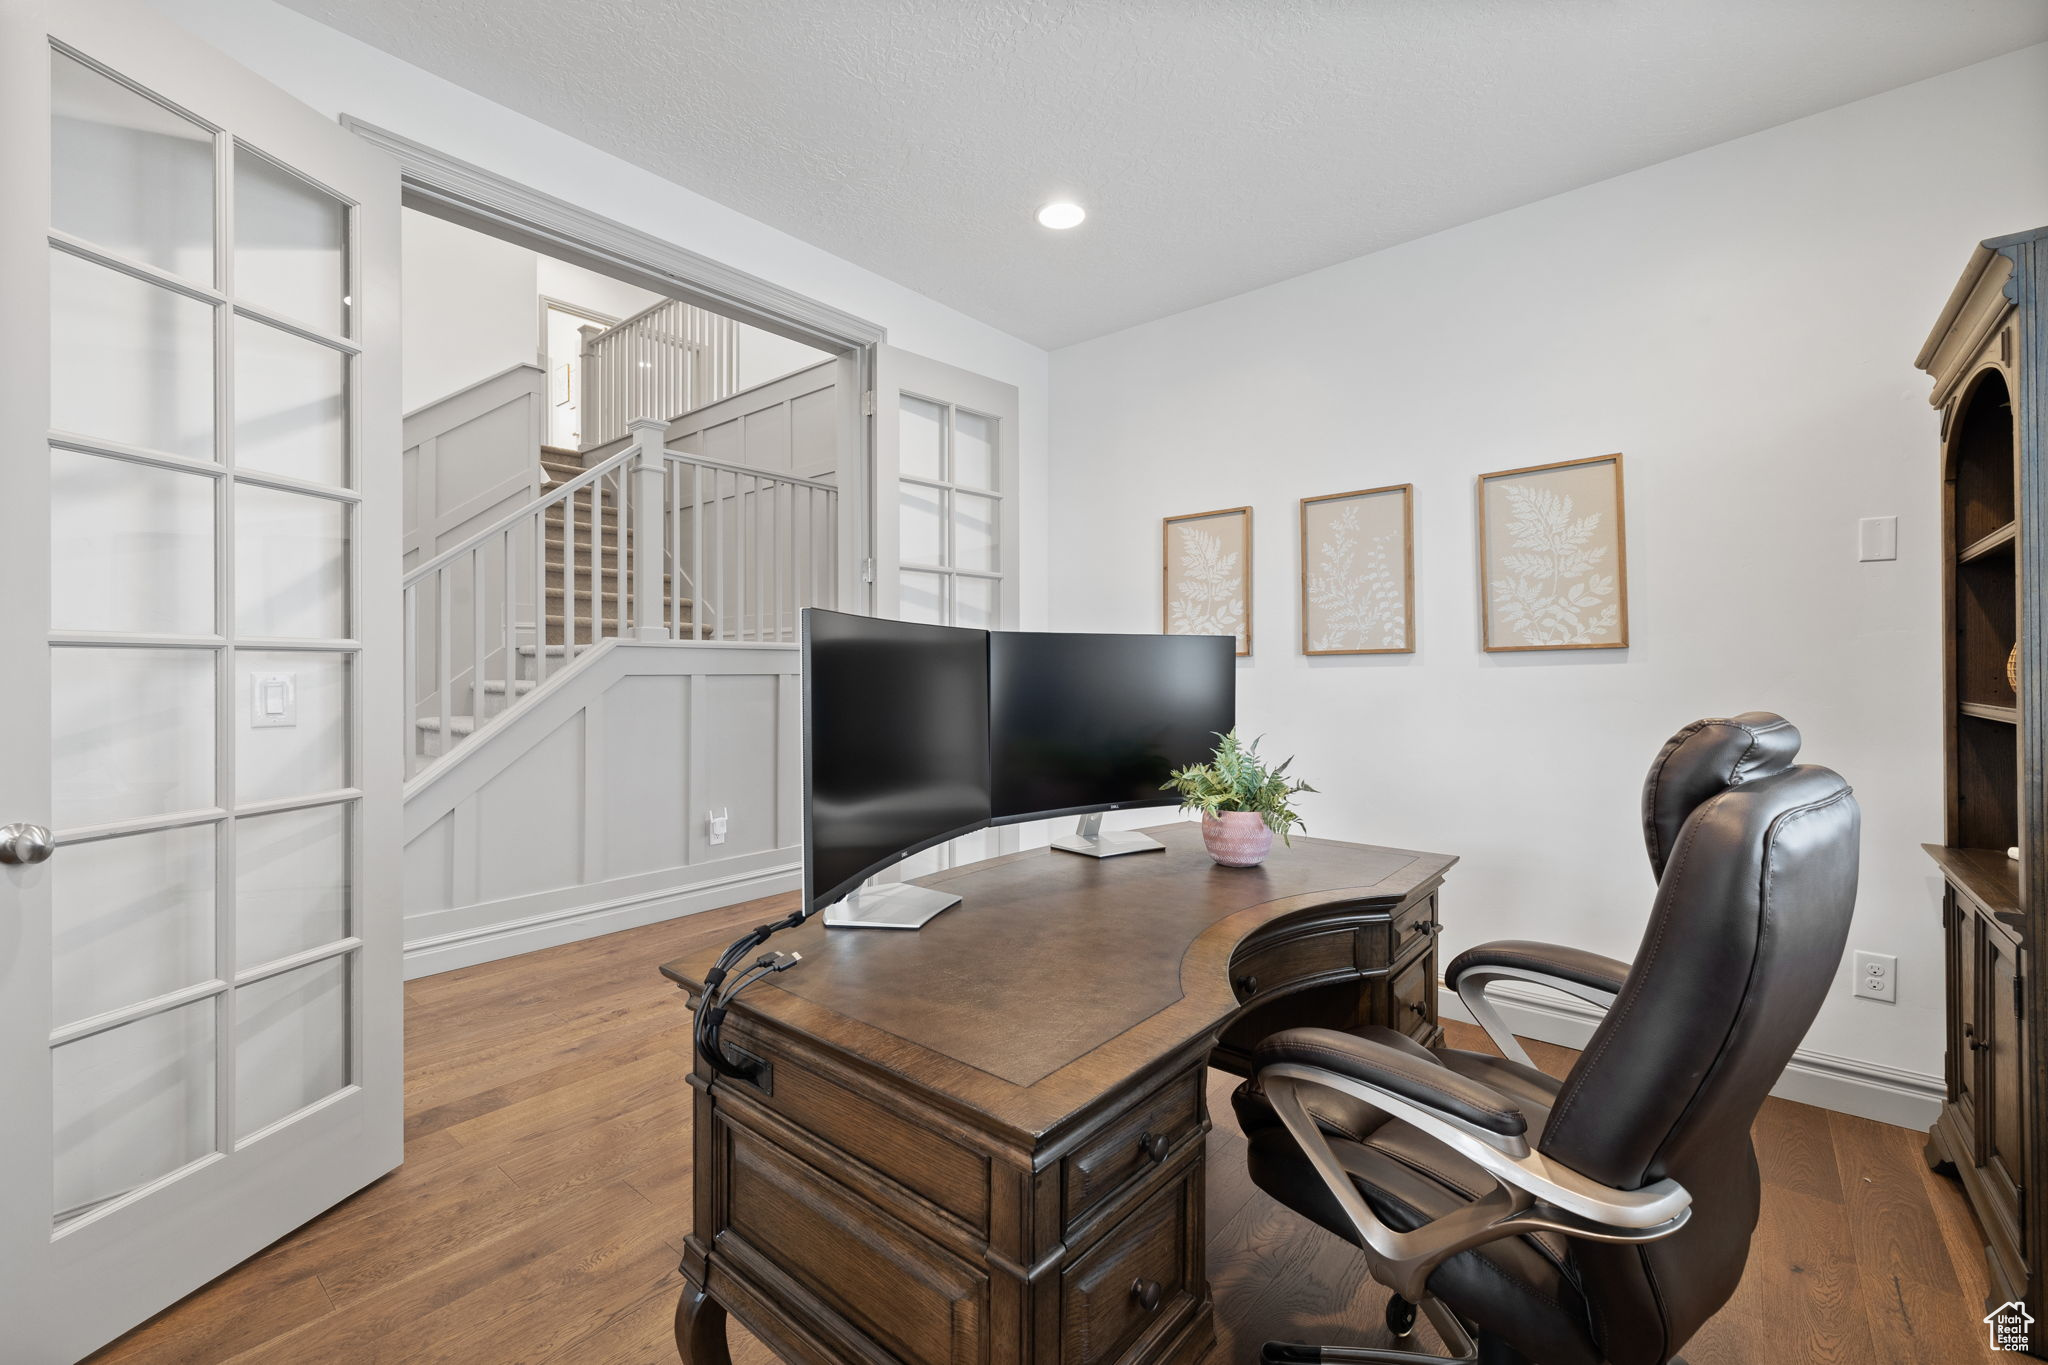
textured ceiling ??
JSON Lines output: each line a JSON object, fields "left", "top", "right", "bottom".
{"left": 277, "top": 0, "right": 2048, "bottom": 349}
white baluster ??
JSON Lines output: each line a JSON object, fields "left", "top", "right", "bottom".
{"left": 470, "top": 545, "right": 485, "bottom": 733}
{"left": 437, "top": 569, "right": 453, "bottom": 759}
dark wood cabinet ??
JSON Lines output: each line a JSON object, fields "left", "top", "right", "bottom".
{"left": 1921, "top": 226, "right": 2048, "bottom": 1347}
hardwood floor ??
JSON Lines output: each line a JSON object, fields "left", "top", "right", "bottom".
{"left": 89, "top": 896, "right": 2007, "bottom": 1364}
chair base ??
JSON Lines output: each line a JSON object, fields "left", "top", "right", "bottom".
{"left": 1260, "top": 1297, "right": 1491, "bottom": 1364}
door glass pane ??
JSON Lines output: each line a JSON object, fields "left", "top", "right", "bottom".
{"left": 235, "top": 650, "right": 348, "bottom": 804}
{"left": 235, "top": 317, "right": 347, "bottom": 487}
{"left": 899, "top": 571, "right": 944, "bottom": 625}
{"left": 952, "top": 492, "right": 997, "bottom": 572}
{"left": 899, "top": 483, "right": 943, "bottom": 567}
{"left": 52, "top": 827, "right": 215, "bottom": 1028}
{"left": 235, "top": 485, "right": 348, "bottom": 639}
{"left": 51, "top": 248, "right": 215, "bottom": 459}
{"left": 234, "top": 146, "right": 347, "bottom": 335}
{"left": 899, "top": 395, "right": 944, "bottom": 480}
{"left": 235, "top": 956, "right": 347, "bottom": 1139}
{"left": 954, "top": 576, "right": 997, "bottom": 630}
{"left": 52, "top": 646, "right": 215, "bottom": 829}
{"left": 236, "top": 805, "right": 348, "bottom": 971}
{"left": 51, "top": 447, "right": 215, "bottom": 636}
{"left": 953, "top": 410, "right": 995, "bottom": 491}
{"left": 51, "top": 50, "right": 214, "bottom": 285}
{"left": 53, "top": 1000, "right": 216, "bottom": 1228}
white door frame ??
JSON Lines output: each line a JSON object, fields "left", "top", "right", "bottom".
{"left": 342, "top": 119, "right": 884, "bottom": 617}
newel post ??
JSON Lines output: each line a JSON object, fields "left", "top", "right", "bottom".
{"left": 628, "top": 416, "right": 671, "bottom": 641}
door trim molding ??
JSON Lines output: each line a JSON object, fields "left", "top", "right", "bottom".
{"left": 338, "top": 116, "right": 886, "bottom": 354}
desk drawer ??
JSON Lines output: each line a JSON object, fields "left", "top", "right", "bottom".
{"left": 1063, "top": 1071, "right": 1201, "bottom": 1229}
{"left": 1231, "top": 924, "right": 1358, "bottom": 1000}
{"left": 1388, "top": 945, "right": 1438, "bottom": 1042}
{"left": 1391, "top": 894, "right": 1438, "bottom": 964}
{"left": 1060, "top": 1175, "right": 1195, "bottom": 1365}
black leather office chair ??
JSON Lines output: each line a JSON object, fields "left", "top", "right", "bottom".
{"left": 1232, "top": 713, "right": 1859, "bottom": 1365}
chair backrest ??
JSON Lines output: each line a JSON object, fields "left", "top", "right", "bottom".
{"left": 1538, "top": 713, "right": 1860, "bottom": 1365}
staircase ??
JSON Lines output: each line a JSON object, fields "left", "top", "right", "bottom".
{"left": 535, "top": 447, "right": 691, "bottom": 646}
{"left": 404, "top": 421, "right": 838, "bottom": 778}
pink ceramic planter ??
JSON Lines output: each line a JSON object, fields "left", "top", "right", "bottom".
{"left": 1202, "top": 811, "right": 1274, "bottom": 867}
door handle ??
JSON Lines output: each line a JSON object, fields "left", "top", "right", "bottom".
{"left": 0, "top": 823, "right": 53, "bottom": 866}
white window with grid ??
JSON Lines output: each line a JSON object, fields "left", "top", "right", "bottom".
{"left": 895, "top": 393, "right": 1003, "bottom": 629}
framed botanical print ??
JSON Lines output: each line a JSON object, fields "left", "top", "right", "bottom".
{"left": 1300, "top": 485, "right": 1414, "bottom": 655}
{"left": 1162, "top": 506, "right": 1251, "bottom": 656}
{"left": 1477, "top": 453, "right": 1629, "bottom": 651}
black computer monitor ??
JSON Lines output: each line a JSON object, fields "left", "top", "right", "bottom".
{"left": 987, "top": 630, "right": 1236, "bottom": 825}
{"left": 802, "top": 610, "right": 991, "bottom": 913}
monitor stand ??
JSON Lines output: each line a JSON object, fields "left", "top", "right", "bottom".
{"left": 823, "top": 880, "right": 962, "bottom": 930}
{"left": 1051, "top": 812, "right": 1166, "bottom": 858}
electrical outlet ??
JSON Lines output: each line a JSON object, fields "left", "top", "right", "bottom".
{"left": 707, "top": 808, "right": 729, "bottom": 846}
{"left": 1853, "top": 950, "right": 1897, "bottom": 1004}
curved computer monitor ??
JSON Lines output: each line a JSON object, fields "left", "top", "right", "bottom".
{"left": 802, "top": 611, "right": 991, "bottom": 914}
{"left": 802, "top": 611, "right": 1236, "bottom": 918}
{"left": 988, "top": 630, "right": 1236, "bottom": 825}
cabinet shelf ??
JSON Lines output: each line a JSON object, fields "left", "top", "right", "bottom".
{"left": 1960, "top": 521, "right": 2019, "bottom": 563}
{"left": 1962, "top": 701, "right": 2021, "bottom": 724}
{"left": 1925, "top": 843, "right": 2023, "bottom": 923}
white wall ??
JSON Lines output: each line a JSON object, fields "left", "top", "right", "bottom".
{"left": 1047, "top": 44, "right": 2048, "bottom": 1099}
{"left": 400, "top": 209, "right": 535, "bottom": 411}
{"left": 154, "top": 0, "right": 1050, "bottom": 627}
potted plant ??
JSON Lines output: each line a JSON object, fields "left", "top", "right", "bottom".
{"left": 1161, "top": 730, "right": 1315, "bottom": 867}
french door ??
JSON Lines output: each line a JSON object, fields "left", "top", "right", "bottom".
{"left": 0, "top": 3, "right": 402, "bottom": 1360}
{"left": 872, "top": 345, "right": 1020, "bottom": 873}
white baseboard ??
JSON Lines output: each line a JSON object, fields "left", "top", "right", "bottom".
{"left": 1438, "top": 981, "right": 1943, "bottom": 1131}
{"left": 402, "top": 861, "right": 801, "bottom": 978}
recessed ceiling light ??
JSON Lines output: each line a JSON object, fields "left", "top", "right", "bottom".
{"left": 1036, "top": 201, "right": 1086, "bottom": 230}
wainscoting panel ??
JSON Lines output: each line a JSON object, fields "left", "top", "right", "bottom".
{"left": 401, "top": 640, "right": 802, "bottom": 977}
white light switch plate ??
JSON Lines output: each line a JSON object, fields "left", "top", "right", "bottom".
{"left": 250, "top": 672, "right": 296, "bottom": 728}
{"left": 1857, "top": 516, "right": 1898, "bottom": 562}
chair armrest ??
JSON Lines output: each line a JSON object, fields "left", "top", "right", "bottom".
{"left": 1255, "top": 1049, "right": 1690, "bottom": 1305}
{"left": 1255, "top": 1029, "right": 1528, "bottom": 1138}
{"left": 1443, "top": 939, "right": 1631, "bottom": 1067}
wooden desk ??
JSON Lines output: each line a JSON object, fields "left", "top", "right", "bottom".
{"left": 659, "top": 823, "right": 1455, "bottom": 1365}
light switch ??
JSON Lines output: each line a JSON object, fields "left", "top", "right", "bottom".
{"left": 250, "top": 672, "right": 296, "bottom": 728}
{"left": 1857, "top": 516, "right": 1898, "bottom": 562}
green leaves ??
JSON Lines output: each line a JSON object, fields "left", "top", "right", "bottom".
{"left": 1159, "top": 729, "right": 1316, "bottom": 844}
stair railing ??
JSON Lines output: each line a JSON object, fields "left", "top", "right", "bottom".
{"left": 402, "top": 417, "right": 840, "bottom": 777}
{"left": 660, "top": 444, "right": 838, "bottom": 643}
{"left": 578, "top": 299, "right": 739, "bottom": 450}
{"left": 402, "top": 443, "right": 636, "bottom": 778}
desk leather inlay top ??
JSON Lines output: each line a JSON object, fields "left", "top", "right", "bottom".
{"left": 768, "top": 824, "right": 1417, "bottom": 1087}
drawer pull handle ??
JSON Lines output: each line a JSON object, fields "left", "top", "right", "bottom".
{"left": 1139, "top": 1131, "right": 1169, "bottom": 1163}
{"left": 1971, "top": 1038, "right": 1991, "bottom": 1052}
{"left": 1131, "top": 1278, "right": 1163, "bottom": 1313}
{"left": 1236, "top": 974, "right": 1259, "bottom": 996}
{"left": 1408, "top": 999, "right": 1428, "bottom": 1018}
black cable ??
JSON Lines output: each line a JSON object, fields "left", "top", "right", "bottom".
{"left": 695, "top": 910, "right": 812, "bottom": 1079}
